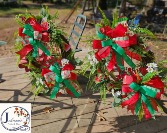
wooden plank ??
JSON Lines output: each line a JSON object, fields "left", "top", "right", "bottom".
{"left": 32, "top": 118, "right": 77, "bottom": 133}
{"left": 0, "top": 66, "right": 20, "bottom": 73}
{"left": 2, "top": 70, "right": 25, "bottom": 77}
{"left": 119, "top": 115, "right": 167, "bottom": 133}
{"left": 0, "top": 57, "right": 15, "bottom": 63}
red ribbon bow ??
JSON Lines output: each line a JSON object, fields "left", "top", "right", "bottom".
{"left": 99, "top": 24, "right": 141, "bottom": 61}
{"left": 25, "top": 17, "right": 49, "bottom": 42}
{"left": 121, "top": 69, "right": 164, "bottom": 119}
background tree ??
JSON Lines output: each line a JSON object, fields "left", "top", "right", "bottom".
{"left": 99, "top": 0, "right": 107, "bottom": 10}
{"left": 119, "top": 0, "right": 126, "bottom": 16}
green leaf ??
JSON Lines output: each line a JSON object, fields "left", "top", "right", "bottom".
{"left": 98, "top": 7, "right": 111, "bottom": 27}
{"left": 33, "top": 85, "right": 43, "bottom": 96}
{"left": 90, "top": 66, "right": 96, "bottom": 75}
{"left": 86, "top": 68, "right": 97, "bottom": 90}
{"left": 15, "top": 15, "right": 24, "bottom": 27}
{"left": 87, "top": 80, "right": 95, "bottom": 91}
{"left": 100, "top": 85, "right": 106, "bottom": 101}
{"left": 114, "top": 97, "right": 121, "bottom": 104}
{"left": 158, "top": 67, "right": 167, "bottom": 78}
{"left": 128, "top": 45, "right": 146, "bottom": 57}
{"left": 92, "top": 82, "right": 100, "bottom": 92}
{"left": 111, "top": 9, "right": 118, "bottom": 28}
{"left": 79, "top": 62, "right": 91, "bottom": 77}
{"left": 138, "top": 106, "right": 144, "bottom": 121}
{"left": 158, "top": 60, "right": 167, "bottom": 65}
{"left": 40, "top": 6, "right": 49, "bottom": 18}
{"left": 135, "top": 27, "right": 156, "bottom": 39}
{"left": 141, "top": 71, "right": 157, "bottom": 83}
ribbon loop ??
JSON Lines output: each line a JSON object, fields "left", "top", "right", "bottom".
{"left": 129, "top": 82, "right": 141, "bottom": 91}
{"left": 96, "top": 26, "right": 106, "bottom": 39}
{"left": 23, "top": 24, "right": 50, "bottom": 57}
{"left": 23, "top": 24, "right": 34, "bottom": 37}
{"left": 130, "top": 82, "right": 160, "bottom": 98}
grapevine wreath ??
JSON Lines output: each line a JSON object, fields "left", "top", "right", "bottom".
{"left": 80, "top": 10, "right": 167, "bottom": 120}
{"left": 14, "top": 8, "right": 167, "bottom": 120}
{"left": 15, "top": 7, "right": 81, "bottom": 99}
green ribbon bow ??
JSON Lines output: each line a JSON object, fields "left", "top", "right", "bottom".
{"left": 23, "top": 24, "right": 50, "bottom": 57}
{"left": 49, "top": 63, "right": 80, "bottom": 99}
{"left": 130, "top": 82, "right": 160, "bottom": 117}
{"left": 102, "top": 39, "right": 136, "bottom": 70}
{"left": 96, "top": 29, "right": 136, "bottom": 70}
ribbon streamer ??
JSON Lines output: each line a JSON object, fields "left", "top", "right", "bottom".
{"left": 16, "top": 44, "right": 33, "bottom": 59}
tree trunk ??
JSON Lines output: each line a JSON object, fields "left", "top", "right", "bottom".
{"left": 119, "top": 0, "right": 126, "bottom": 16}
{"left": 99, "top": 0, "right": 107, "bottom": 10}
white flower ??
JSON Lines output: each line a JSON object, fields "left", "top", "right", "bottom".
{"left": 90, "top": 61, "right": 94, "bottom": 65}
{"left": 87, "top": 55, "right": 92, "bottom": 60}
{"left": 88, "top": 54, "right": 98, "bottom": 66}
{"left": 36, "top": 78, "right": 44, "bottom": 85}
{"left": 112, "top": 90, "right": 121, "bottom": 97}
{"left": 61, "top": 58, "right": 69, "bottom": 67}
{"left": 146, "top": 67, "right": 154, "bottom": 73}
{"left": 151, "top": 63, "right": 158, "bottom": 68}
{"left": 61, "top": 70, "right": 71, "bottom": 79}
{"left": 111, "top": 89, "right": 115, "bottom": 96}
{"left": 146, "top": 63, "right": 151, "bottom": 68}
{"left": 92, "top": 56, "right": 96, "bottom": 61}
{"left": 115, "top": 91, "right": 121, "bottom": 97}
{"left": 129, "top": 31, "right": 134, "bottom": 36}
{"left": 41, "top": 17, "right": 47, "bottom": 23}
{"left": 105, "top": 62, "right": 108, "bottom": 66}
{"left": 147, "top": 63, "right": 157, "bottom": 68}
{"left": 92, "top": 56, "right": 99, "bottom": 64}
{"left": 146, "top": 63, "right": 158, "bottom": 73}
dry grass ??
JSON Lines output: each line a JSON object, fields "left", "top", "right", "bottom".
{"left": 148, "top": 40, "right": 167, "bottom": 63}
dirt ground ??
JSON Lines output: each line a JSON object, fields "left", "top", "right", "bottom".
{"left": 0, "top": 1, "right": 96, "bottom": 57}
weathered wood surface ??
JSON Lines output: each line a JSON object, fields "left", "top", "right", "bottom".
{"left": 0, "top": 57, "right": 167, "bottom": 133}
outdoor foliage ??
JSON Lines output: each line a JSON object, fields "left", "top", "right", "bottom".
{"left": 14, "top": 7, "right": 81, "bottom": 99}
{"left": 13, "top": 6, "right": 167, "bottom": 121}
{"left": 80, "top": 10, "right": 166, "bottom": 120}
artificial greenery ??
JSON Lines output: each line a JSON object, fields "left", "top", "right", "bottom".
{"left": 80, "top": 9, "right": 166, "bottom": 120}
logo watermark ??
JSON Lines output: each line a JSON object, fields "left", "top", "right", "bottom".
{"left": 0, "top": 103, "right": 31, "bottom": 133}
